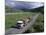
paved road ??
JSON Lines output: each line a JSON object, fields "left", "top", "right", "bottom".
{"left": 5, "top": 13, "right": 17, "bottom": 15}
{"left": 5, "top": 13, "right": 40, "bottom": 35}
{"left": 5, "top": 13, "right": 35, "bottom": 16}
{"left": 5, "top": 13, "right": 29, "bottom": 15}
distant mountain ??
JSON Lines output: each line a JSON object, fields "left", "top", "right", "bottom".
{"left": 30, "top": 6, "right": 44, "bottom": 14}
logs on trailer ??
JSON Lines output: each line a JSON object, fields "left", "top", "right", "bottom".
{"left": 16, "top": 17, "right": 31, "bottom": 29}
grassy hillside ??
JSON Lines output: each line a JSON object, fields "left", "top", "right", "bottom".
{"left": 5, "top": 5, "right": 44, "bottom": 33}
{"left": 5, "top": 5, "right": 44, "bottom": 14}
{"left": 24, "top": 14, "right": 44, "bottom": 33}
{"left": 5, "top": 12, "right": 35, "bottom": 30}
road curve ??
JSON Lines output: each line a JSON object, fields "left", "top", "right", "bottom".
{"left": 5, "top": 13, "right": 40, "bottom": 35}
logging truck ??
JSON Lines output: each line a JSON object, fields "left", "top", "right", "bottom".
{"left": 16, "top": 17, "right": 31, "bottom": 29}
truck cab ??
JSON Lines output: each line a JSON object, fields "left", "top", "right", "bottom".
{"left": 16, "top": 21, "right": 25, "bottom": 29}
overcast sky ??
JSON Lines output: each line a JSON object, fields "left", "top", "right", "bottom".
{"left": 5, "top": 0, "right": 44, "bottom": 9}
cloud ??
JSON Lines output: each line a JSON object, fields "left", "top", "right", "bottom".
{"left": 5, "top": 0, "right": 44, "bottom": 9}
{"left": 6, "top": 0, "right": 44, "bottom": 2}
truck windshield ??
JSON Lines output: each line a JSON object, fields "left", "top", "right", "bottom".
{"left": 16, "top": 23, "right": 22, "bottom": 26}
{"left": 17, "top": 23, "right": 22, "bottom": 24}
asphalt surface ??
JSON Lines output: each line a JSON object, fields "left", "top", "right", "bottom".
{"left": 5, "top": 13, "right": 40, "bottom": 35}
{"left": 5, "top": 13, "right": 29, "bottom": 15}
{"left": 5, "top": 13, "right": 35, "bottom": 16}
